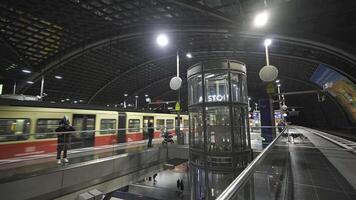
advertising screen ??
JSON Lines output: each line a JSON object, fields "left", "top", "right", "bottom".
{"left": 310, "top": 64, "right": 356, "bottom": 122}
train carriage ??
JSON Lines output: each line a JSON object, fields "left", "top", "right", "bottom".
{"left": 0, "top": 105, "right": 188, "bottom": 159}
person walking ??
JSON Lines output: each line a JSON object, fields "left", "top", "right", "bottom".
{"left": 55, "top": 116, "right": 75, "bottom": 164}
{"left": 180, "top": 179, "right": 184, "bottom": 192}
{"left": 177, "top": 179, "right": 181, "bottom": 191}
{"left": 147, "top": 122, "right": 154, "bottom": 147}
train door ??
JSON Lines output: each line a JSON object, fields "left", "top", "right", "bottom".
{"left": 118, "top": 112, "right": 126, "bottom": 143}
{"left": 72, "top": 114, "right": 96, "bottom": 148}
{"left": 143, "top": 116, "right": 154, "bottom": 140}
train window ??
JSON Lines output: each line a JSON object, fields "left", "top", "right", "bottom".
{"left": 156, "top": 119, "right": 164, "bottom": 130}
{"left": 100, "top": 119, "right": 116, "bottom": 134}
{"left": 36, "top": 119, "right": 62, "bottom": 139}
{"left": 128, "top": 119, "right": 140, "bottom": 132}
{"left": 183, "top": 119, "right": 189, "bottom": 128}
{"left": 166, "top": 119, "right": 174, "bottom": 130}
{"left": 0, "top": 119, "right": 30, "bottom": 142}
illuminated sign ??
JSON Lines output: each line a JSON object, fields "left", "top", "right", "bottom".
{"left": 208, "top": 95, "right": 227, "bottom": 102}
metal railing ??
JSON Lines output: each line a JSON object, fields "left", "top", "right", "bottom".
{"left": 216, "top": 127, "right": 288, "bottom": 200}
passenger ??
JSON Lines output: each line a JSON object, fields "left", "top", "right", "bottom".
{"left": 277, "top": 120, "right": 285, "bottom": 133}
{"left": 153, "top": 173, "right": 157, "bottom": 182}
{"left": 147, "top": 122, "right": 154, "bottom": 147}
{"left": 177, "top": 179, "right": 180, "bottom": 190}
{"left": 55, "top": 116, "right": 75, "bottom": 164}
{"left": 180, "top": 179, "right": 184, "bottom": 191}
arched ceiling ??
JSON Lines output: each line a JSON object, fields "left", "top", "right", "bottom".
{"left": 1, "top": 0, "right": 356, "bottom": 113}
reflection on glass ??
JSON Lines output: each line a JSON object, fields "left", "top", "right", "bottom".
{"left": 166, "top": 119, "right": 174, "bottom": 130}
{"left": 205, "top": 72, "right": 229, "bottom": 103}
{"left": 233, "top": 106, "right": 250, "bottom": 151}
{"left": 229, "top": 136, "right": 292, "bottom": 200}
{"left": 190, "top": 109, "right": 204, "bottom": 149}
{"left": 208, "top": 171, "right": 235, "bottom": 199}
{"left": 188, "top": 75, "right": 203, "bottom": 105}
{"left": 0, "top": 119, "right": 30, "bottom": 142}
{"left": 100, "top": 119, "right": 116, "bottom": 134}
{"left": 156, "top": 119, "right": 164, "bottom": 130}
{"left": 36, "top": 119, "right": 61, "bottom": 139}
{"left": 190, "top": 165, "right": 206, "bottom": 200}
{"left": 206, "top": 107, "right": 231, "bottom": 152}
{"left": 128, "top": 119, "right": 140, "bottom": 132}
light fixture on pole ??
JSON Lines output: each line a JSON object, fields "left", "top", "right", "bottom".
{"left": 170, "top": 50, "right": 183, "bottom": 90}
{"left": 123, "top": 93, "right": 128, "bottom": 108}
{"left": 277, "top": 83, "right": 281, "bottom": 108}
{"left": 155, "top": 33, "right": 193, "bottom": 144}
{"left": 248, "top": 97, "right": 252, "bottom": 111}
{"left": 254, "top": 102, "right": 258, "bottom": 111}
{"left": 281, "top": 95, "right": 287, "bottom": 111}
{"left": 259, "top": 39, "right": 278, "bottom": 82}
{"left": 40, "top": 76, "right": 45, "bottom": 100}
{"left": 135, "top": 95, "right": 138, "bottom": 109}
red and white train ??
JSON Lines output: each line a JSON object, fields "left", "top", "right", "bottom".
{"left": 0, "top": 105, "right": 188, "bottom": 159}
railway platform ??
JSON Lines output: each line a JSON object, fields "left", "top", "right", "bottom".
{"left": 1, "top": 126, "right": 356, "bottom": 200}
{"left": 0, "top": 139, "right": 188, "bottom": 200}
{"left": 217, "top": 126, "right": 356, "bottom": 200}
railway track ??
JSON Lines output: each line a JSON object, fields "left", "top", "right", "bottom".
{"left": 301, "top": 126, "right": 356, "bottom": 154}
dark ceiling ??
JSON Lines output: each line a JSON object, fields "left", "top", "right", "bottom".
{"left": 1, "top": 0, "right": 356, "bottom": 127}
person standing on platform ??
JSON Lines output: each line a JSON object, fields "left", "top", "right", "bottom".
{"left": 147, "top": 122, "right": 154, "bottom": 147}
{"left": 56, "top": 116, "right": 75, "bottom": 164}
{"left": 177, "top": 179, "right": 181, "bottom": 191}
{"left": 180, "top": 179, "right": 184, "bottom": 192}
{"left": 277, "top": 120, "right": 285, "bottom": 133}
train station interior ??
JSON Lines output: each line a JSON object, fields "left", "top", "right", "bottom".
{"left": 0, "top": 1, "right": 356, "bottom": 200}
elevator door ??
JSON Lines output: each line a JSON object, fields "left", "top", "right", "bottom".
{"left": 72, "top": 114, "right": 96, "bottom": 148}
{"left": 143, "top": 116, "right": 154, "bottom": 140}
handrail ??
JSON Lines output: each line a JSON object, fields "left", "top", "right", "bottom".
{"left": 216, "top": 127, "right": 288, "bottom": 200}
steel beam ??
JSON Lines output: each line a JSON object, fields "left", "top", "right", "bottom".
{"left": 168, "top": 0, "right": 235, "bottom": 23}
{"left": 18, "top": 28, "right": 356, "bottom": 94}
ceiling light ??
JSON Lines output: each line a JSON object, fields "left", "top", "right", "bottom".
{"left": 27, "top": 81, "right": 34, "bottom": 84}
{"left": 61, "top": 99, "right": 65, "bottom": 102}
{"left": 22, "top": 69, "right": 31, "bottom": 74}
{"left": 66, "top": 98, "right": 70, "bottom": 101}
{"left": 277, "top": 84, "right": 281, "bottom": 87}
{"left": 254, "top": 11, "right": 269, "bottom": 27}
{"left": 54, "top": 76, "right": 62, "bottom": 79}
{"left": 79, "top": 100, "right": 83, "bottom": 102}
{"left": 145, "top": 94, "right": 149, "bottom": 97}
{"left": 73, "top": 100, "right": 78, "bottom": 103}
{"left": 264, "top": 39, "right": 272, "bottom": 47}
{"left": 124, "top": 94, "right": 128, "bottom": 97}
{"left": 275, "top": 80, "right": 280, "bottom": 83}
{"left": 156, "top": 34, "right": 169, "bottom": 47}
{"left": 186, "top": 53, "right": 192, "bottom": 58}
{"left": 135, "top": 95, "right": 139, "bottom": 98}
